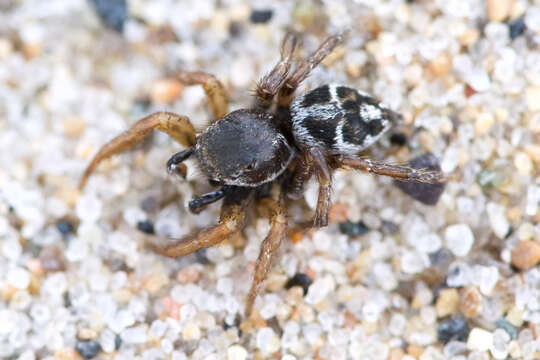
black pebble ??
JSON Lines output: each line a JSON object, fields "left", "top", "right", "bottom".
{"left": 381, "top": 220, "right": 399, "bottom": 234}
{"left": 137, "top": 219, "right": 155, "bottom": 234}
{"left": 229, "top": 21, "right": 243, "bottom": 37}
{"left": 389, "top": 132, "right": 408, "bottom": 146}
{"left": 115, "top": 334, "right": 122, "bottom": 350}
{"left": 428, "top": 248, "right": 454, "bottom": 269}
{"left": 285, "top": 273, "right": 313, "bottom": 295}
{"left": 509, "top": 17, "right": 526, "bottom": 40}
{"left": 75, "top": 340, "right": 101, "bottom": 359}
{"left": 437, "top": 315, "right": 469, "bottom": 344}
{"left": 89, "top": 0, "right": 128, "bottom": 32}
{"left": 338, "top": 221, "right": 369, "bottom": 236}
{"left": 56, "top": 220, "right": 74, "bottom": 236}
{"left": 393, "top": 153, "right": 445, "bottom": 206}
{"left": 250, "top": 9, "right": 273, "bottom": 24}
{"left": 140, "top": 196, "right": 159, "bottom": 213}
{"left": 195, "top": 248, "right": 210, "bottom": 264}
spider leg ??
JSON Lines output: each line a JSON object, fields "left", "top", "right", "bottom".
{"left": 188, "top": 188, "right": 226, "bottom": 214}
{"left": 285, "top": 152, "right": 313, "bottom": 200}
{"left": 79, "top": 112, "right": 196, "bottom": 189}
{"left": 245, "top": 195, "right": 287, "bottom": 316}
{"left": 338, "top": 155, "right": 446, "bottom": 183}
{"left": 278, "top": 33, "right": 344, "bottom": 107}
{"left": 151, "top": 188, "right": 252, "bottom": 257}
{"left": 176, "top": 70, "right": 229, "bottom": 119}
{"left": 255, "top": 31, "right": 300, "bottom": 109}
{"left": 310, "top": 148, "right": 332, "bottom": 228}
{"left": 166, "top": 148, "right": 195, "bottom": 179}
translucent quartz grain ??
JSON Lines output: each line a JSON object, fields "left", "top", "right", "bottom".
{"left": 445, "top": 224, "right": 475, "bottom": 257}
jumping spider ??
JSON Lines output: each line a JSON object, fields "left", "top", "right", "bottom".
{"left": 80, "top": 32, "right": 445, "bottom": 316}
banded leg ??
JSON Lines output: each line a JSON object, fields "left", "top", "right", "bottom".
{"left": 245, "top": 196, "right": 287, "bottom": 316}
{"left": 255, "top": 32, "right": 299, "bottom": 109}
{"left": 278, "top": 33, "right": 344, "bottom": 107}
{"left": 310, "top": 148, "right": 332, "bottom": 228}
{"left": 338, "top": 155, "right": 446, "bottom": 184}
{"left": 176, "top": 70, "right": 229, "bottom": 119}
{"left": 79, "top": 112, "right": 196, "bottom": 189}
{"left": 151, "top": 189, "right": 252, "bottom": 258}
{"left": 286, "top": 153, "right": 313, "bottom": 200}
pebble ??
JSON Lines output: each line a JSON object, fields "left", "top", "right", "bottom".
{"left": 338, "top": 221, "right": 369, "bottom": 236}
{"left": 472, "top": 265, "right": 499, "bottom": 295}
{"left": 496, "top": 318, "right": 517, "bottom": 339}
{"left": 39, "top": 245, "right": 66, "bottom": 272}
{"left": 514, "top": 152, "right": 533, "bottom": 175}
{"left": 517, "top": 222, "right": 535, "bottom": 240}
{"left": 511, "top": 240, "right": 540, "bottom": 270}
{"left": 328, "top": 203, "right": 349, "bottom": 222}
{"left": 486, "top": 202, "right": 510, "bottom": 239}
{"left": 249, "top": 9, "right": 273, "bottom": 24}
{"left": 487, "top": 0, "right": 513, "bottom": 22}
{"left": 63, "top": 116, "right": 87, "bottom": 137}
{"left": 401, "top": 250, "right": 428, "bottom": 274}
{"left": 526, "top": 86, "right": 540, "bottom": 112}
{"left": 136, "top": 219, "right": 155, "bottom": 234}
{"left": 256, "top": 327, "right": 280, "bottom": 354}
{"left": 182, "top": 322, "right": 201, "bottom": 341}
{"left": 150, "top": 78, "right": 184, "bottom": 104}
{"left": 406, "top": 344, "right": 424, "bottom": 358}
{"left": 428, "top": 52, "right": 452, "bottom": 76}
{"left": 525, "top": 144, "right": 540, "bottom": 163}
{"left": 75, "top": 340, "right": 101, "bottom": 359}
{"left": 56, "top": 220, "right": 75, "bottom": 237}
{"left": 435, "top": 288, "right": 459, "bottom": 318}
{"left": 393, "top": 153, "right": 445, "bottom": 205}
{"left": 55, "top": 348, "right": 83, "bottom": 360}
{"left": 459, "top": 287, "right": 483, "bottom": 318}
{"left": 7, "top": 267, "right": 31, "bottom": 289}
{"left": 227, "top": 345, "right": 248, "bottom": 360}
{"left": 509, "top": 17, "right": 526, "bottom": 39}
{"left": 121, "top": 325, "right": 148, "bottom": 344}
{"left": 475, "top": 113, "right": 494, "bottom": 135}
{"left": 390, "top": 132, "right": 408, "bottom": 146}
{"left": 89, "top": 0, "right": 129, "bottom": 32}
{"left": 467, "top": 328, "right": 494, "bottom": 352}
{"left": 285, "top": 273, "right": 313, "bottom": 295}
{"left": 76, "top": 194, "right": 102, "bottom": 224}
{"left": 445, "top": 224, "right": 475, "bottom": 257}
{"left": 305, "top": 275, "right": 334, "bottom": 305}
{"left": 176, "top": 266, "right": 201, "bottom": 284}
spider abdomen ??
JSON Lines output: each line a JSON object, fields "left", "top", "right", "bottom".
{"left": 290, "top": 84, "right": 400, "bottom": 154}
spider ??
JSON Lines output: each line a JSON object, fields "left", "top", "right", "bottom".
{"left": 79, "top": 32, "right": 445, "bottom": 316}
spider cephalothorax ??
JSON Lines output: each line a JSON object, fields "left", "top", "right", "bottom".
{"left": 194, "top": 109, "right": 295, "bottom": 187}
{"left": 80, "top": 32, "right": 445, "bottom": 316}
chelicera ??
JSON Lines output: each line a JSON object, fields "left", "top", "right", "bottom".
{"left": 80, "top": 32, "right": 445, "bottom": 316}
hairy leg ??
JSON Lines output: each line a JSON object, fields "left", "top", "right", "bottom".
{"left": 278, "top": 33, "right": 344, "bottom": 107}
{"left": 245, "top": 196, "right": 287, "bottom": 316}
{"left": 285, "top": 153, "right": 313, "bottom": 200}
{"left": 151, "top": 188, "right": 252, "bottom": 258}
{"left": 310, "top": 148, "right": 332, "bottom": 228}
{"left": 255, "top": 32, "right": 299, "bottom": 109}
{"left": 79, "top": 112, "right": 196, "bottom": 189}
{"left": 338, "top": 155, "right": 446, "bottom": 183}
{"left": 176, "top": 70, "right": 229, "bottom": 119}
